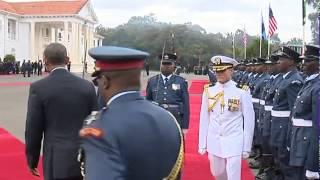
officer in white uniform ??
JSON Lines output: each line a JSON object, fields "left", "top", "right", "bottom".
{"left": 198, "top": 55, "right": 255, "bottom": 180}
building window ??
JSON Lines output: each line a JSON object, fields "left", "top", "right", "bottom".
{"left": 8, "top": 19, "right": 16, "bottom": 40}
{"left": 11, "top": 48, "right": 15, "bottom": 56}
{"left": 68, "top": 34, "right": 70, "bottom": 42}
{"left": 45, "top": 28, "right": 49, "bottom": 37}
{"left": 42, "top": 28, "right": 50, "bottom": 38}
{"left": 58, "top": 32, "right": 62, "bottom": 41}
{"left": 93, "top": 40, "right": 96, "bottom": 47}
{"left": 0, "top": 20, "right": 2, "bottom": 31}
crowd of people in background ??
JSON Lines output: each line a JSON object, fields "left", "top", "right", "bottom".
{"left": 0, "top": 59, "right": 44, "bottom": 77}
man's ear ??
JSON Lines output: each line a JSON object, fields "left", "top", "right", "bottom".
{"left": 102, "top": 75, "right": 111, "bottom": 90}
{"left": 65, "top": 56, "right": 70, "bottom": 65}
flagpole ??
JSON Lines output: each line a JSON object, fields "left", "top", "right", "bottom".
{"left": 260, "top": 37, "right": 262, "bottom": 58}
{"left": 233, "top": 33, "right": 235, "bottom": 59}
{"left": 244, "top": 25, "right": 247, "bottom": 60}
{"left": 302, "top": 0, "right": 306, "bottom": 55}
{"left": 267, "top": 34, "right": 270, "bottom": 58}
{"left": 260, "top": 11, "right": 262, "bottom": 58}
{"left": 267, "top": 3, "right": 270, "bottom": 59}
{"left": 318, "top": 7, "right": 320, "bottom": 73}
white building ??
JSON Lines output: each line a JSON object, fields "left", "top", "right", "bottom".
{"left": 0, "top": 0, "right": 103, "bottom": 72}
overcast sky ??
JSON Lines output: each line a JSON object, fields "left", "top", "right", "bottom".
{"left": 91, "top": 0, "right": 315, "bottom": 43}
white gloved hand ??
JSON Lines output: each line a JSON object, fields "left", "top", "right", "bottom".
{"left": 242, "top": 152, "right": 250, "bottom": 159}
{"left": 198, "top": 148, "right": 206, "bottom": 155}
{"left": 306, "top": 170, "right": 320, "bottom": 179}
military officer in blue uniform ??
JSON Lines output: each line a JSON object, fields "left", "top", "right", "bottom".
{"left": 80, "top": 46, "right": 183, "bottom": 180}
{"left": 238, "top": 60, "right": 252, "bottom": 89}
{"left": 289, "top": 45, "right": 320, "bottom": 180}
{"left": 250, "top": 58, "right": 271, "bottom": 173}
{"left": 255, "top": 55, "right": 282, "bottom": 179}
{"left": 146, "top": 53, "right": 190, "bottom": 135}
{"left": 208, "top": 62, "right": 217, "bottom": 85}
{"left": 270, "top": 46, "right": 303, "bottom": 180}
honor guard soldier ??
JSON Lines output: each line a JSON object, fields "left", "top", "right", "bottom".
{"left": 208, "top": 62, "right": 217, "bottom": 85}
{"left": 251, "top": 58, "right": 271, "bottom": 157}
{"left": 289, "top": 45, "right": 320, "bottom": 180}
{"left": 146, "top": 53, "right": 190, "bottom": 135}
{"left": 255, "top": 55, "right": 282, "bottom": 179}
{"left": 198, "top": 55, "right": 255, "bottom": 180}
{"left": 270, "top": 46, "right": 303, "bottom": 180}
{"left": 247, "top": 58, "right": 259, "bottom": 93}
{"left": 80, "top": 46, "right": 183, "bottom": 180}
{"left": 239, "top": 60, "right": 254, "bottom": 91}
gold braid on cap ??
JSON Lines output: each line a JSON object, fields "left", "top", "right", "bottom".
{"left": 212, "top": 65, "right": 233, "bottom": 72}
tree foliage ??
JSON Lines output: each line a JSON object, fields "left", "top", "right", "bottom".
{"left": 306, "top": 0, "right": 319, "bottom": 44}
{"left": 3, "top": 54, "right": 15, "bottom": 63}
{"left": 96, "top": 15, "right": 281, "bottom": 69}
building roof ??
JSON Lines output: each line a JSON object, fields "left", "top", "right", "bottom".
{"left": 0, "top": 1, "right": 17, "bottom": 14}
{"left": 0, "top": 0, "right": 88, "bottom": 15}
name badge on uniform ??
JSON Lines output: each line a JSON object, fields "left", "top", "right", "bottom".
{"left": 172, "top": 84, "right": 180, "bottom": 91}
{"left": 228, "top": 99, "right": 240, "bottom": 112}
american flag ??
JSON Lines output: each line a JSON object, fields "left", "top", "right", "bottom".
{"left": 269, "top": 6, "right": 277, "bottom": 37}
{"left": 243, "top": 30, "right": 247, "bottom": 47}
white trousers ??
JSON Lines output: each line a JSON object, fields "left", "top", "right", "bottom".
{"left": 208, "top": 154, "right": 242, "bottom": 180}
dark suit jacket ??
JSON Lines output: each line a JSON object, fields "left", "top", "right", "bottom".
{"left": 25, "top": 68, "right": 98, "bottom": 180}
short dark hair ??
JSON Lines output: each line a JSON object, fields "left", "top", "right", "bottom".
{"left": 44, "top": 43, "right": 67, "bottom": 65}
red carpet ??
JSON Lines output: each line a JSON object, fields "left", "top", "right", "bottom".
{"left": 0, "top": 82, "right": 31, "bottom": 86}
{"left": 0, "top": 128, "right": 43, "bottom": 180}
{"left": 188, "top": 80, "right": 209, "bottom": 94}
{"left": 182, "top": 80, "right": 255, "bottom": 180}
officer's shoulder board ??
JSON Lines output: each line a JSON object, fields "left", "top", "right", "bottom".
{"left": 149, "top": 75, "right": 159, "bottom": 82}
{"left": 79, "top": 111, "right": 103, "bottom": 138}
{"left": 290, "top": 80, "right": 302, "bottom": 85}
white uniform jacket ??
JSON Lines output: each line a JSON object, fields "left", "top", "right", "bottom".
{"left": 198, "top": 80, "right": 255, "bottom": 158}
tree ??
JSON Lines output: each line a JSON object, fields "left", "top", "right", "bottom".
{"left": 285, "top": 38, "right": 303, "bottom": 45}
{"left": 96, "top": 15, "right": 280, "bottom": 69}
{"left": 3, "top": 54, "right": 15, "bottom": 63}
{"left": 306, "top": 0, "right": 319, "bottom": 43}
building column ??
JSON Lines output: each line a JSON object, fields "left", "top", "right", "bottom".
{"left": 38, "top": 24, "right": 43, "bottom": 60}
{"left": 78, "top": 23, "right": 83, "bottom": 64}
{"left": 51, "top": 27, "right": 55, "bottom": 43}
{"left": 63, "top": 21, "right": 69, "bottom": 51}
{"left": 70, "top": 22, "right": 78, "bottom": 65}
{"left": 30, "top": 22, "right": 35, "bottom": 61}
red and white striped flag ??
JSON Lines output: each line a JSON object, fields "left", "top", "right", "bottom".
{"left": 269, "top": 5, "right": 277, "bottom": 37}
{"left": 243, "top": 30, "right": 247, "bottom": 47}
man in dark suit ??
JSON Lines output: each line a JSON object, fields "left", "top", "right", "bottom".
{"left": 25, "top": 43, "right": 98, "bottom": 180}
{"left": 80, "top": 46, "right": 182, "bottom": 179}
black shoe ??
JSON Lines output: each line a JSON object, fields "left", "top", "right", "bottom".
{"left": 249, "top": 151, "right": 257, "bottom": 158}
{"left": 249, "top": 159, "right": 261, "bottom": 169}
